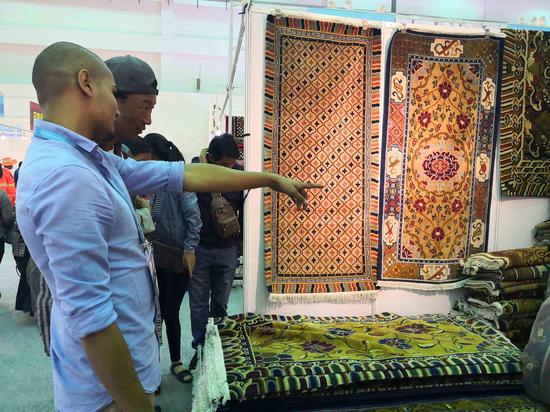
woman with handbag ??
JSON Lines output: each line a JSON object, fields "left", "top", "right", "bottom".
{"left": 143, "top": 133, "right": 202, "bottom": 383}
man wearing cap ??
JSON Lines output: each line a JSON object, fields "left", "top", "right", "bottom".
{"left": 3, "top": 157, "right": 17, "bottom": 170}
{"left": 104, "top": 55, "right": 158, "bottom": 156}
{"left": 104, "top": 56, "right": 166, "bottom": 370}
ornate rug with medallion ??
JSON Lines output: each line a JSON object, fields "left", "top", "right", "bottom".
{"left": 200, "top": 313, "right": 522, "bottom": 409}
{"left": 379, "top": 31, "right": 503, "bottom": 288}
{"left": 263, "top": 15, "right": 381, "bottom": 302}
{"left": 500, "top": 30, "right": 550, "bottom": 197}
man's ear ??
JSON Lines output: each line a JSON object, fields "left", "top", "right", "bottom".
{"left": 76, "top": 69, "right": 94, "bottom": 98}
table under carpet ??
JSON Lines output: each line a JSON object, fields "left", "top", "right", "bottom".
{"left": 192, "top": 312, "right": 527, "bottom": 411}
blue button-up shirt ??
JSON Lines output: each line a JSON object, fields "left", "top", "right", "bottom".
{"left": 16, "top": 120, "right": 185, "bottom": 412}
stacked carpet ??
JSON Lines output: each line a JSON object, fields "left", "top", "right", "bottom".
{"left": 320, "top": 395, "right": 547, "bottom": 411}
{"left": 535, "top": 220, "right": 550, "bottom": 247}
{"left": 193, "top": 313, "right": 523, "bottom": 411}
{"left": 458, "top": 246, "right": 550, "bottom": 348}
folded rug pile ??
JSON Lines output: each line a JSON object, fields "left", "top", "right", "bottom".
{"left": 458, "top": 247, "right": 549, "bottom": 348}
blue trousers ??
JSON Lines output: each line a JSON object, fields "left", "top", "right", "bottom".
{"left": 189, "top": 245, "right": 238, "bottom": 348}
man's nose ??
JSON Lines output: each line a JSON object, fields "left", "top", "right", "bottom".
{"left": 143, "top": 110, "right": 152, "bottom": 125}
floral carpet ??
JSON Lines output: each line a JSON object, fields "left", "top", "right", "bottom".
{"left": 379, "top": 31, "right": 503, "bottom": 285}
{"left": 217, "top": 313, "right": 522, "bottom": 404}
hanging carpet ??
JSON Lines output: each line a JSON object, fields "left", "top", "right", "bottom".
{"left": 263, "top": 15, "right": 381, "bottom": 302}
{"left": 500, "top": 30, "right": 550, "bottom": 197}
{"left": 379, "top": 31, "right": 504, "bottom": 287}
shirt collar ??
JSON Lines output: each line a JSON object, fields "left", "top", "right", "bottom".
{"left": 34, "top": 119, "right": 100, "bottom": 155}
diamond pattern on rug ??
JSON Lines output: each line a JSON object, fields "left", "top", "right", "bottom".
{"left": 264, "top": 15, "right": 380, "bottom": 297}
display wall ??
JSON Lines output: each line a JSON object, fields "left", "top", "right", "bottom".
{"left": 0, "top": 0, "right": 246, "bottom": 163}
{"left": 0, "top": 83, "right": 245, "bottom": 162}
{"left": 243, "top": 6, "right": 550, "bottom": 317}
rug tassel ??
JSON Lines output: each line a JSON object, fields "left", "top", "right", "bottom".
{"left": 376, "top": 279, "right": 467, "bottom": 291}
{"left": 268, "top": 290, "right": 378, "bottom": 303}
{"left": 191, "top": 318, "right": 230, "bottom": 412}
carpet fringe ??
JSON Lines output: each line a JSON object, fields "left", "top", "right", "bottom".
{"left": 268, "top": 290, "right": 378, "bottom": 303}
{"left": 376, "top": 279, "right": 467, "bottom": 291}
{"left": 191, "top": 318, "right": 230, "bottom": 412}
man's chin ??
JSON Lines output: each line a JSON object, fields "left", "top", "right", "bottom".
{"left": 92, "top": 130, "right": 116, "bottom": 150}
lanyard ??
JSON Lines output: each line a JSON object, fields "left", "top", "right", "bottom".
{"left": 34, "top": 127, "right": 146, "bottom": 245}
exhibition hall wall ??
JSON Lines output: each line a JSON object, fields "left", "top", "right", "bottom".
{"left": 0, "top": 0, "right": 246, "bottom": 161}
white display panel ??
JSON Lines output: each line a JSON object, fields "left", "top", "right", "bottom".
{"left": 243, "top": 5, "right": 549, "bottom": 317}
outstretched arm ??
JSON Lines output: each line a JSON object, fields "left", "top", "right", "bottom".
{"left": 183, "top": 163, "right": 322, "bottom": 210}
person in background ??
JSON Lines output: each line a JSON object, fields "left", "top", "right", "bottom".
{"left": 13, "top": 160, "right": 33, "bottom": 315}
{"left": 17, "top": 41, "right": 320, "bottom": 412}
{"left": 0, "top": 163, "right": 15, "bottom": 205}
{"left": 188, "top": 133, "right": 243, "bottom": 369}
{"left": 0, "top": 187, "right": 14, "bottom": 264}
{"left": 123, "top": 138, "right": 153, "bottom": 161}
{"left": 3, "top": 157, "right": 16, "bottom": 171}
{"left": 104, "top": 55, "right": 157, "bottom": 157}
{"left": 120, "top": 138, "right": 157, "bottom": 236}
{"left": 0, "top": 187, "right": 14, "bottom": 300}
{"left": 144, "top": 133, "right": 201, "bottom": 383}
{"left": 14, "top": 161, "right": 22, "bottom": 185}
{"left": 104, "top": 58, "right": 162, "bottom": 387}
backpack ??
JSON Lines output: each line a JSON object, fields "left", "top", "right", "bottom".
{"left": 210, "top": 192, "right": 240, "bottom": 239}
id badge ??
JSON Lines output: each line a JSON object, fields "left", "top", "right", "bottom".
{"left": 143, "top": 240, "right": 159, "bottom": 299}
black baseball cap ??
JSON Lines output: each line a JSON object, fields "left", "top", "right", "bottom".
{"left": 105, "top": 55, "right": 158, "bottom": 96}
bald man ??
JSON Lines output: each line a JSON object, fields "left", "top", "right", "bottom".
{"left": 17, "top": 42, "right": 320, "bottom": 412}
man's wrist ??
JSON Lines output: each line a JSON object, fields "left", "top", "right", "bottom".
{"left": 184, "top": 249, "right": 195, "bottom": 255}
{"left": 265, "top": 173, "right": 279, "bottom": 190}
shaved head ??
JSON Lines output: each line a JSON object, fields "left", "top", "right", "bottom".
{"left": 31, "top": 42, "right": 120, "bottom": 144}
{"left": 32, "top": 42, "right": 111, "bottom": 107}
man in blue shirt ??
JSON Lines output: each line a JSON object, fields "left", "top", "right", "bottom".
{"left": 17, "top": 42, "right": 319, "bottom": 412}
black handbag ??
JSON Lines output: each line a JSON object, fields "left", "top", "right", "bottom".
{"left": 152, "top": 241, "right": 185, "bottom": 274}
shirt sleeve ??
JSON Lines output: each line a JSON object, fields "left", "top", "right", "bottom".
{"left": 28, "top": 165, "right": 117, "bottom": 339}
{"left": 106, "top": 153, "right": 185, "bottom": 195}
{"left": 180, "top": 192, "right": 202, "bottom": 252}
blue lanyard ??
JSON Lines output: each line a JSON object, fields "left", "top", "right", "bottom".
{"left": 34, "top": 127, "right": 146, "bottom": 244}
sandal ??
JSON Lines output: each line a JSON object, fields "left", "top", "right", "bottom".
{"left": 170, "top": 362, "right": 193, "bottom": 383}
